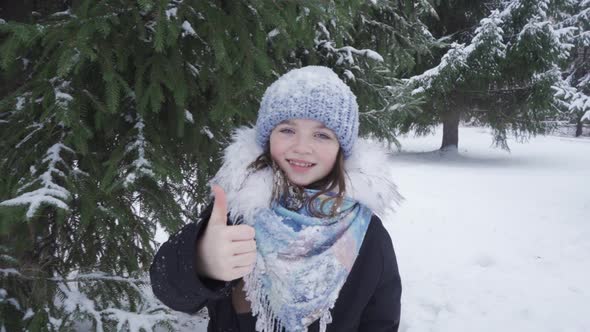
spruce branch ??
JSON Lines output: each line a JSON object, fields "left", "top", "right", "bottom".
{"left": 0, "top": 142, "right": 75, "bottom": 219}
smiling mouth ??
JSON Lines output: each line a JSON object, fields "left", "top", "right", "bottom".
{"left": 287, "top": 159, "right": 316, "bottom": 168}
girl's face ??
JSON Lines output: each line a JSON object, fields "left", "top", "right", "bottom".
{"left": 269, "top": 118, "right": 340, "bottom": 187}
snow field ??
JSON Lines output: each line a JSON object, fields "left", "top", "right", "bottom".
{"left": 387, "top": 127, "right": 590, "bottom": 332}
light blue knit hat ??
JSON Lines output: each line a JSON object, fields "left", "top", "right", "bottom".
{"left": 255, "top": 66, "right": 359, "bottom": 159}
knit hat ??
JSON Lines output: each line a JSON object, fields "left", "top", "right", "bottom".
{"left": 255, "top": 66, "right": 359, "bottom": 158}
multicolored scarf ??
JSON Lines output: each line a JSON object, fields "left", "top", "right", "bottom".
{"left": 242, "top": 189, "right": 373, "bottom": 332}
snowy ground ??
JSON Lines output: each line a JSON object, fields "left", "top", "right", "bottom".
{"left": 162, "top": 126, "right": 590, "bottom": 331}
{"left": 387, "top": 126, "right": 590, "bottom": 332}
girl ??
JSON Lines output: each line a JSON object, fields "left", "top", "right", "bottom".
{"left": 150, "top": 66, "right": 402, "bottom": 332}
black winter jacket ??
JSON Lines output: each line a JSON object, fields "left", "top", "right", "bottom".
{"left": 150, "top": 202, "right": 402, "bottom": 331}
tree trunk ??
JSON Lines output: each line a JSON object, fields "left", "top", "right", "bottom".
{"left": 441, "top": 108, "right": 460, "bottom": 150}
{"left": 575, "top": 118, "right": 583, "bottom": 137}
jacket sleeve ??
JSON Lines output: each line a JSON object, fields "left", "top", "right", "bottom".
{"left": 358, "top": 217, "right": 402, "bottom": 331}
{"left": 149, "top": 201, "right": 236, "bottom": 313}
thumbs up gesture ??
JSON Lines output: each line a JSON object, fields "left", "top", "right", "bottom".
{"left": 195, "top": 185, "right": 257, "bottom": 282}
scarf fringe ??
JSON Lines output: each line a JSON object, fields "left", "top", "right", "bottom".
{"left": 242, "top": 247, "right": 344, "bottom": 332}
{"left": 320, "top": 309, "right": 332, "bottom": 332}
{"left": 244, "top": 265, "right": 285, "bottom": 332}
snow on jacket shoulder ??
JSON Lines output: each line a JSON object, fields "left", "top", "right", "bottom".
{"left": 149, "top": 202, "right": 402, "bottom": 332}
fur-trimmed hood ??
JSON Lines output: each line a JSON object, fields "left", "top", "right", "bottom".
{"left": 210, "top": 127, "right": 402, "bottom": 223}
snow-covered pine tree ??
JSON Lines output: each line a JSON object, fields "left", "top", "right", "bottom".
{"left": 404, "top": 0, "right": 581, "bottom": 150}
{"left": 551, "top": 0, "right": 590, "bottom": 136}
{"left": 312, "top": 1, "right": 435, "bottom": 145}
{"left": 0, "top": 1, "right": 429, "bottom": 330}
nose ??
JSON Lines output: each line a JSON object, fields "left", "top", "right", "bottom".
{"left": 292, "top": 134, "right": 312, "bottom": 154}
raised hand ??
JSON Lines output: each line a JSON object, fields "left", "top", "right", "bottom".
{"left": 195, "top": 185, "right": 257, "bottom": 281}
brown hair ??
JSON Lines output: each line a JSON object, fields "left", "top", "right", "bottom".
{"left": 248, "top": 148, "right": 348, "bottom": 218}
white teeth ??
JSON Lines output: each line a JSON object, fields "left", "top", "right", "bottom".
{"left": 288, "top": 160, "right": 313, "bottom": 167}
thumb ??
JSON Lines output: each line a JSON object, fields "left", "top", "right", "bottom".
{"left": 209, "top": 184, "right": 228, "bottom": 226}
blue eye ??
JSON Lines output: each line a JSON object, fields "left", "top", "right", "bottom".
{"left": 279, "top": 128, "right": 294, "bottom": 134}
{"left": 315, "top": 132, "right": 332, "bottom": 140}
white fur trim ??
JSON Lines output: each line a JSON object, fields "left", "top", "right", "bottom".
{"left": 210, "top": 127, "right": 402, "bottom": 223}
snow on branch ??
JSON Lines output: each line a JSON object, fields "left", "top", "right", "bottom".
{"left": 471, "top": 10, "right": 506, "bottom": 59}
{"left": 181, "top": 20, "right": 196, "bottom": 37}
{"left": 54, "top": 272, "right": 201, "bottom": 332}
{"left": 184, "top": 109, "right": 194, "bottom": 124}
{"left": 0, "top": 268, "right": 21, "bottom": 277}
{"left": 50, "top": 78, "right": 74, "bottom": 109}
{"left": 16, "top": 94, "right": 29, "bottom": 111}
{"left": 561, "top": 5, "right": 590, "bottom": 46}
{"left": 0, "top": 143, "right": 74, "bottom": 219}
{"left": 51, "top": 8, "right": 76, "bottom": 18}
{"left": 0, "top": 286, "right": 22, "bottom": 313}
{"left": 361, "top": 82, "right": 420, "bottom": 121}
{"left": 103, "top": 307, "right": 179, "bottom": 332}
{"left": 570, "top": 93, "right": 590, "bottom": 114}
{"left": 166, "top": 7, "right": 178, "bottom": 19}
{"left": 405, "top": 9, "right": 508, "bottom": 95}
{"left": 59, "top": 283, "right": 175, "bottom": 332}
{"left": 500, "top": 0, "right": 575, "bottom": 62}
{"left": 267, "top": 28, "right": 280, "bottom": 40}
{"left": 562, "top": 5, "right": 590, "bottom": 25}
{"left": 579, "top": 73, "right": 590, "bottom": 89}
{"left": 15, "top": 122, "right": 43, "bottom": 149}
{"left": 2, "top": 269, "right": 202, "bottom": 331}
{"left": 200, "top": 126, "right": 214, "bottom": 139}
{"left": 406, "top": 42, "right": 469, "bottom": 94}
{"left": 124, "top": 115, "right": 155, "bottom": 187}
{"left": 500, "top": 0, "right": 550, "bottom": 21}
{"left": 165, "top": 0, "right": 183, "bottom": 20}
{"left": 552, "top": 75, "right": 590, "bottom": 115}
{"left": 314, "top": 22, "right": 384, "bottom": 69}
{"left": 186, "top": 62, "right": 200, "bottom": 77}
{"left": 518, "top": 19, "right": 573, "bottom": 60}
